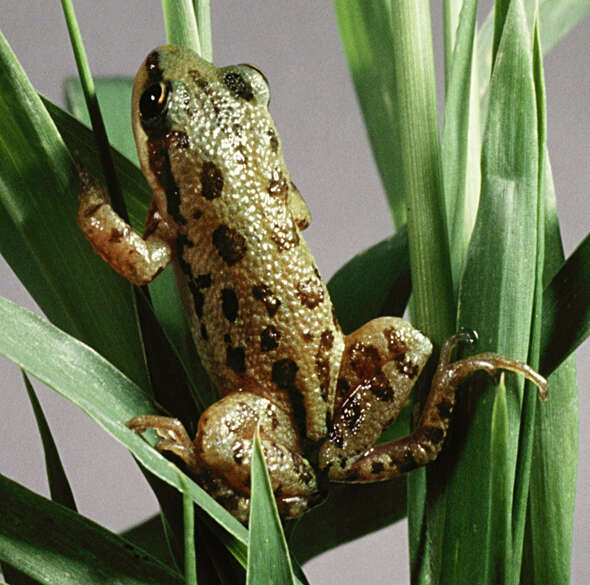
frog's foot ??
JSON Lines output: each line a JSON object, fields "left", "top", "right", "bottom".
{"left": 194, "top": 392, "right": 322, "bottom": 522}
{"left": 320, "top": 324, "right": 548, "bottom": 482}
{"left": 77, "top": 168, "right": 174, "bottom": 286}
{"left": 127, "top": 393, "right": 322, "bottom": 523}
{"left": 126, "top": 414, "right": 199, "bottom": 470}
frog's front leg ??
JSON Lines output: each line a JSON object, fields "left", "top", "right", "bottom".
{"left": 319, "top": 320, "right": 548, "bottom": 482}
{"left": 77, "top": 168, "right": 174, "bottom": 285}
{"left": 127, "top": 392, "right": 321, "bottom": 523}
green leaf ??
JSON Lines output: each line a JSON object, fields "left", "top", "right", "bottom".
{"left": 523, "top": 146, "right": 579, "bottom": 585}
{"left": 64, "top": 77, "right": 137, "bottom": 164}
{"left": 179, "top": 474, "right": 197, "bottom": 585}
{"left": 246, "top": 431, "right": 296, "bottom": 585}
{"left": 388, "top": 3, "right": 455, "bottom": 582}
{"left": 437, "top": 2, "right": 540, "bottom": 582}
{"left": 162, "top": 0, "right": 201, "bottom": 54}
{"left": 0, "top": 32, "right": 148, "bottom": 390}
{"left": 23, "top": 372, "right": 76, "bottom": 511}
{"left": 441, "top": 0, "right": 481, "bottom": 291}
{"left": 333, "top": 0, "right": 405, "bottom": 228}
{"left": 540, "top": 232, "right": 590, "bottom": 375}
{"left": 478, "top": 0, "right": 590, "bottom": 111}
{"left": 0, "top": 473, "right": 183, "bottom": 585}
{"left": 121, "top": 516, "right": 176, "bottom": 569}
{"left": 290, "top": 479, "right": 406, "bottom": 565}
{"left": 327, "top": 229, "right": 410, "bottom": 334}
{"left": 0, "top": 296, "right": 248, "bottom": 564}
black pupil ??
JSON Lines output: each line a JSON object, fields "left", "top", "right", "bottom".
{"left": 140, "top": 83, "right": 167, "bottom": 121}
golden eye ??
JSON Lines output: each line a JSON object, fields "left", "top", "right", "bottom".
{"left": 139, "top": 81, "right": 169, "bottom": 123}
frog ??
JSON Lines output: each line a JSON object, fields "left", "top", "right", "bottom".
{"left": 77, "top": 45, "right": 548, "bottom": 523}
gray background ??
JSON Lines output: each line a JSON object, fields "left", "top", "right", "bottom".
{"left": 1, "top": 2, "right": 588, "bottom": 583}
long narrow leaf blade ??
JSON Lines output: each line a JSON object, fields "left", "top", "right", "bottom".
{"left": 23, "top": 373, "right": 76, "bottom": 511}
{"left": 540, "top": 232, "right": 590, "bottom": 375}
{"left": 0, "top": 32, "right": 148, "bottom": 389}
{"left": 0, "top": 474, "right": 183, "bottom": 585}
{"left": 478, "top": 0, "right": 590, "bottom": 109}
{"left": 246, "top": 431, "right": 296, "bottom": 585}
{"left": 523, "top": 146, "right": 579, "bottom": 585}
{"left": 334, "top": 0, "right": 405, "bottom": 228}
{"left": 0, "top": 296, "right": 247, "bottom": 561}
{"left": 441, "top": 0, "right": 481, "bottom": 291}
{"left": 440, "top": 2, "right": 540, "bottom": 583}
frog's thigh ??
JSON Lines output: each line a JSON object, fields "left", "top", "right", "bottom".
{"left": 195, "top": 392, "right": 321, "bottom": 520}
{"left": 77, "top": 168, "right": 173, "bottom": 285}
{"left": 319, "top": 317, "right": 433, "bottom": 480}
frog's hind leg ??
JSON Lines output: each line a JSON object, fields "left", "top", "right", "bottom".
{"left": 320, "top": 325, "right": 548, "bottom": 482}
{"left": 318, "top": 317, "right": 433, "bottom": 480}
{"left": 127, "top": 392, "right": 321, "bottom": 522}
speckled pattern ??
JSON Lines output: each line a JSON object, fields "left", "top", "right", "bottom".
{"left": 79, "top": 46, "right": 547, "bottom": 523}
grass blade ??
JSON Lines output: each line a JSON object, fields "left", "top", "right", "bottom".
{"left": 64, "top": 77, "right": 137, "bottom": 164}
{"left": 333, "top": 0, "right": 405, "bottom": 228}
{"left": 179, "top": 474, "right": 197, "bottom": 585}
{"left": 388, "top": 2, "right": 455, "bottom": 581}
{"left": 0, "top": 32, "right": 148, "bottom": 390}
{"left": 438, "top": 1, "right": 540, "bottom": 582}
{"left": 22, "top": 372, "right": 76, "bottom": 511}
{"left": 0, "top": 296, "right": 248, "bottom": 563}
{"left": 121, "top": 516, "right": 175, "bottom": 568}
{"left": 523, "top": 146, "right": 579, "bottom": 584}
{"left": 0, "top": 474, "right": 183, "bottom": 585}
{"left": 162, "top": 0, "right": 201, "bottom": 54}
{"left": 441, "top": 0, "right": 481, "bottom": 291}
{"left": 479, "top": 0, "right": 590, "bottom": 112}
{"left": 246, "top": 431, "right": 296, "bottom": 585}
{"left": 540, "top": 232, "right": 590, "bottom": 374}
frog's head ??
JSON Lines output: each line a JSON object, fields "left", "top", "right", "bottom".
{"left": 132, "top": 45, "right": 301, "bottom": 222}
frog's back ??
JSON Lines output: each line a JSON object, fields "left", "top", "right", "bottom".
{"left": 132, "top": 46, "right": 344, "bottom": 441}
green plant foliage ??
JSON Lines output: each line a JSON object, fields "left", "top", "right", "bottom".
{"left": 334, "top": 1, "right": 406, "bottom": 229}
{"left": 23, "top": 373, "right": 76, "bottom": 511}
{"left": 246, "top": 432, "right": 296, "bottom": 585}
{"left": 0, "top": 474, "right": 183, "bottom": 585}
{"left": 0, "top": 32, "right": 148, "bottom": 390}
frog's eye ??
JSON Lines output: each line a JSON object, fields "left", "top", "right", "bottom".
{"left": 139, "top": 82, "right": 170, "bottom": 124}
{"left": 221, "top": 64, "right": 270, "bottom": 107}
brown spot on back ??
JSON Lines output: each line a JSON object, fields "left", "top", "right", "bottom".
{"left": 188, "top": 282, "right": 205, "bottom": 319}
{"left": 315, "top": 330, "right": 334, "bottom": 400}
{"left": 268, "top": 169, "right": 288, "bottom": 198}
{"left": 194, "top": 273, "right": 212, "bottom": 288}
{"left": 212, "top": 225, "right": 247, "bottom": 265}
{"left": 270, "top": 221, "right": 300, "bottom": 251}
{"left": 261, "top": 325, "right": 281, "bottom": 352}
{"left": 272, "top": 359, "right": 298, "bottom": 389}
{"left": 226, "top": 346, "right": 246, "bottom": 374}
{"left": 193, "top": 209, "right": 203, "bottom": 220}
{"left": 252, "top": 284, "right": 281, "bottom": 317}
{"left": 272, "top": 359, "right": 305, "bottom": 436}
{"left": 268, "top": 129, "right": 279, "bottom": 153}
{"left": 221, "top": 288, "right": 239, "bottom": 323}
{"left": 296, "top": 278, "right": 324, "bottom": 309}
{"left": 201, "top": 161, "right": 224, "bottom": 200}
{"left": 147, "top": 133, "right": 189, "bottom": 226}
